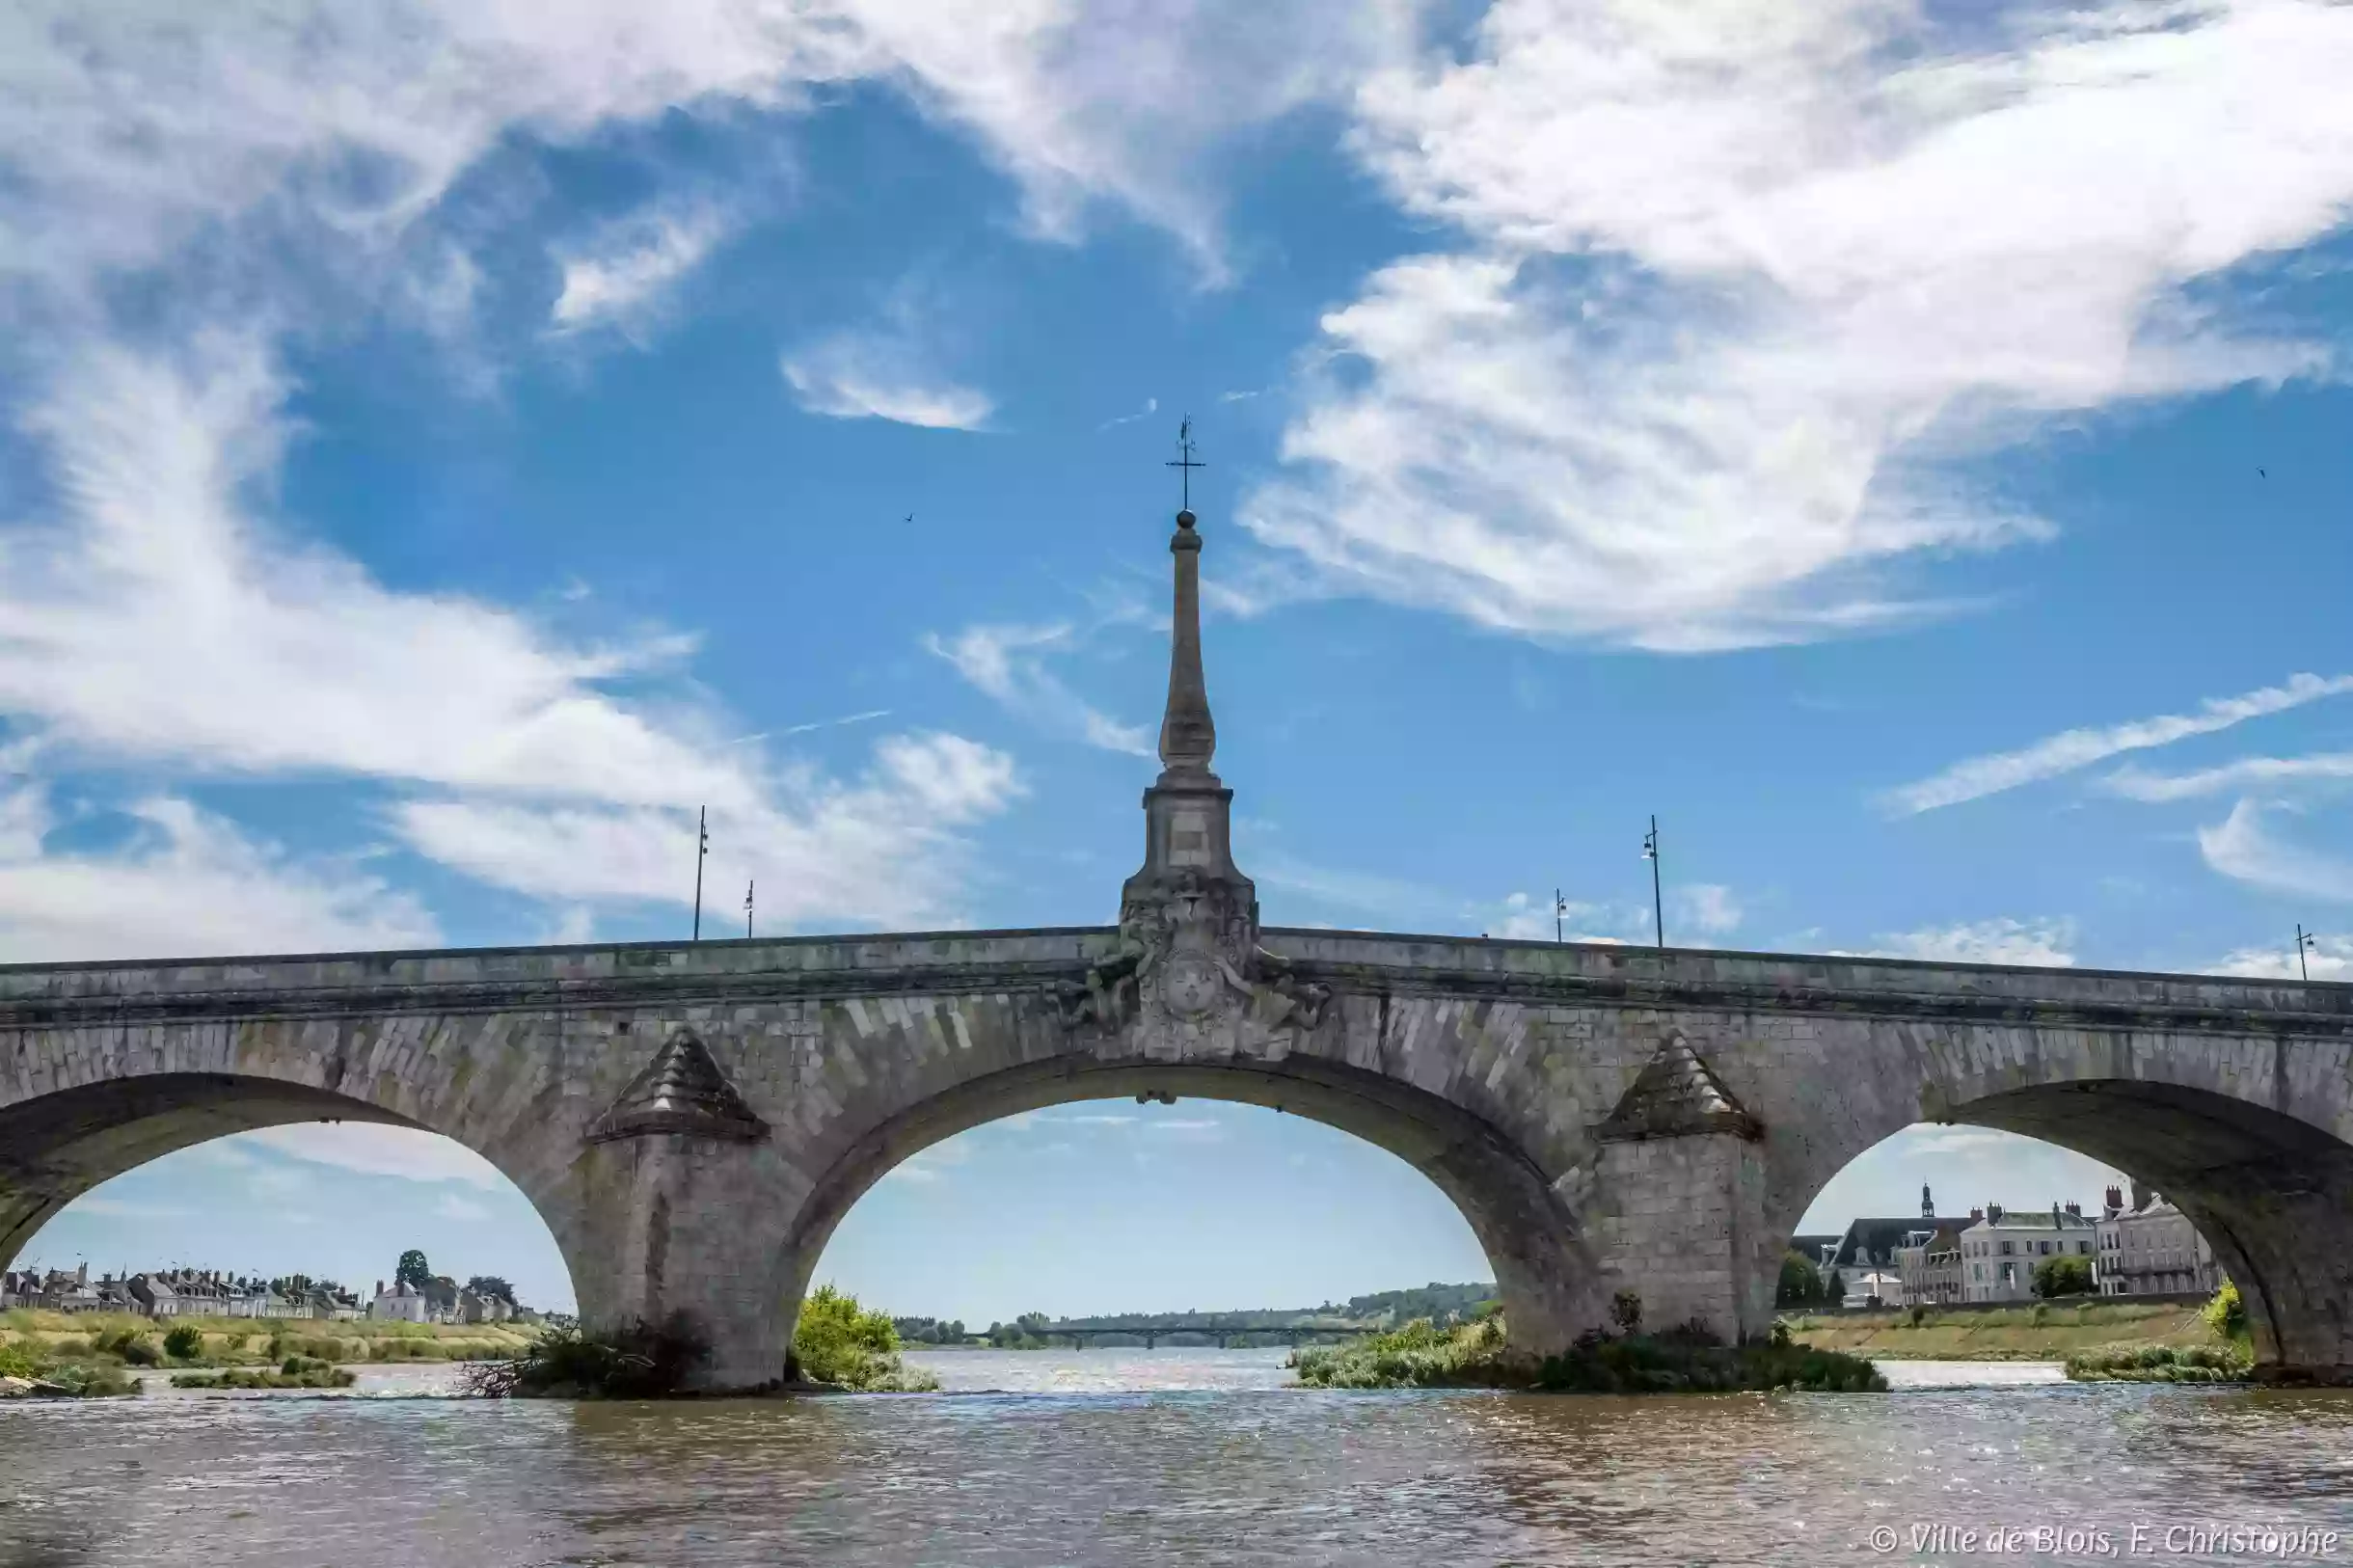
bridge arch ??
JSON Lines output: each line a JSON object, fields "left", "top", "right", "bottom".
{"left": 0, "top": 1023, "right": 593, "bottom": 1319}
{"left": 1744, "top": 1020, "right": 2353, "bottom": 1374}
{"left": 773, "top": 1049, "right": 1606, "bottom": 1372}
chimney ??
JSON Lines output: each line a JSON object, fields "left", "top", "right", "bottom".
{"left": 2065, "top": 1202, "right": 2081, "bottom": 1217}
{"left": 2128, "top": 1179, "right": 2147, "bottom": 1212}
{"left": 2103, "top": 1184, "right": 2123, "bottom": 1218}
{"left": 375, "top": 1280, "right": 384, "bottom": 1297}
{"left": 1970, "top": 1206, "right": 1985, "bottom": 1222}
{"left": 75, "top": 1262, "right": 87, "bottom": 1286}
{"left": 1987, "top": 1203, "right": 2004, "bottom": 1225}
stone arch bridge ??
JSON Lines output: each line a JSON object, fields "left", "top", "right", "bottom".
{"left": 4, "top": 506, "right": 2348, "bottom": 1389}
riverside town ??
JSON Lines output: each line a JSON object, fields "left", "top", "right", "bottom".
{"left": 4, "top": 2, "right": 2352, "bottom": 1562}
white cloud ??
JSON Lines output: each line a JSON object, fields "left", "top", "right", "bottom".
{"left": 1675, "top": 883, "right": 1743, "bottom": 937}
{"left": 392, "top": 733, "right": 1020, "bottom": 927}
{"left": 435, "top": 1191, "right": 492, "bottom": 1222}
{"left": 1881, "top": 674, "right": 2353, "bottom": 814}
{"left": 1842, "top": 918, "right": 2078, "bottom": 967}
{"left": 1099, "top": 396, "right": 1159, "bottom": 430}
{"left": 236, "top": 1124, "right": 510, "bottom": 1190}
{"left": 551, "top": 202, "right": 732, "bottom": 337}
{"left": 0, "top": 781, "right": 438, "bottom": 964}
{"left": 2198, "top": 799, "right": 2353, "bottom": 902}
{"left": 925, "top": 622, "right": 1150, "bottom": 756}
{"left": 2106, "top": 751, "right": 2353, "bottom": 802}
{"left": 2207, "top": 931, "right": 2351, "bottom": 981}
{"left": 1246, "top": 0, "right": 2353, "bottom": 649}
{"left": 59, "top": 1196, "right": 190, "bottom": 1221}
{"left": 782, "top": 333, "right": 993, "bottom": 430}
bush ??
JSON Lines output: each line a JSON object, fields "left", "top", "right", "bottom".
{"left": 794, "top": 1285, "right": 941, "bottom": 1392}
{"left": 2066, "top": 1341, "right": 2252, "bottom": 1383}
{"left": 2204, "top": 1283, "right": 2248, "bottom": 1342}
{"left": 462, "top": 1314, "right": 711, "bottom": 1399}
{"left": 0, "top": 1341, "right": 39, "bottom": 1379}
{"left": 1776, "top": 1252, "right": 1830, "bottom": 1308}
{"left": 41, "top": 1362, "right": 141, "bottom": 1397}
{"left": 1288, "top": 1314, "right": 1886, "bottom": 1394}
{"left": 163, "top": 1324, "right": 203, "bottom": 1361}
{"left": 1609, "top": 1290, "right": 1643, "bottom": 1336}
{"left": 2032, "top": 1255, "right": 2096, "bottom": 1299}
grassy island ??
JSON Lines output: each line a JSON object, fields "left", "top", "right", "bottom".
{"left": 1288, "top": 1307, "right": 1885, "bottom": 1394}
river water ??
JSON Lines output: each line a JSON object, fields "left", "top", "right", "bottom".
{"left": 4, "top": 1351, "right": 2351, "bottom": 1566}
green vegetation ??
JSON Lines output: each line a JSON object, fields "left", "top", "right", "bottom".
{"left": 2032, "top": 1255, "right": 2096, "bottom": 1299}
{"left": 462, "top": 1314, "right": 709, "bottom": 1398}
{"left": 891, "top": 1315, "right": 970, "bottom": 1345}
{"left": 1785, "top": 1299, "right": 2221, "bottom": 1362}
{"left": 1, "top": 1309, "right": 534, "bottom": 1370}
{"left": 172, "top": 1357, "right": 358, "bottom": 1391}
{"left": 0, "top": 1334, "right": 140, "bottom": 1397}
{"left": 2204, "top": 1281, "right": 2248, "bottom": 1340}
{"left": 2064, "top": 1284, "right": 2254, "bottom": 1383}
{"left": 796, "top": 1286, "right": 941, "bottom": 1391}
{"left": 1776, "top": 1251, "right": 1832, "bottom": 1307}
{"left": 2065, "top": 1342, "right": 2253, "bottom": 1382}
{"left": 1288, "top": 1312, "right": 1885, "bottom": 1394}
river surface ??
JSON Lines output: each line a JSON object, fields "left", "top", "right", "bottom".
{"left": 5, "top": 1351, "right": 2351, "bottom": 1566}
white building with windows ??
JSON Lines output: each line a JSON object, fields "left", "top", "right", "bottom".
{"left": 2096, "top": 1185, "right": 2222, "bottom": 1296}
{"left": 1961, "top": 1203, "right": 2099, "bottom": 1302}
{"left": 370, "top": 1279, "right": 432, "bottom": 1322}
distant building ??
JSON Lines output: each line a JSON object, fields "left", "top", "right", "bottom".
{"left": 2096, "top": 1185, "right": 2221, "bottom": 1296}
{"left": 1961, "top": 1203, "right": 2097, "bottom": 1301}
{"left": 1894, "top": 1223, "right": 1967, "bottom": 1307}
{"left": 1817, "top": 1187, "right": 1978, "bottom": 1302}
{"left": 371, "top": 1279, "right": 431, "bottom": 1323}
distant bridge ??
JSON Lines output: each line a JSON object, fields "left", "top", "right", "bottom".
{"left": 1030, "top": 1317, "right": 1371, "bottom": 1348}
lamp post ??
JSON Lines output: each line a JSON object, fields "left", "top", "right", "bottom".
{"left": 691, "top": 806, "right": 708, "bottom": 942}
{"left": 2297, "top": 924, "right": 2317, "bottom": 982}
{"left": 1641, "top": 816, "right": 1663, "bottom": 949}
{"left": 1555, "top": 888, "right": 1568, "bottom": 944}
{"left": 745, "top": 879, "right": 755, "bottom": 940}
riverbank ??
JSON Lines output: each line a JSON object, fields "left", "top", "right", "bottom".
{"left": 0, "top": 1309, "right": 536, "bottom": 1368}
{"left": 1782, "top": 1301, "right": 2218, "bottom": 1362}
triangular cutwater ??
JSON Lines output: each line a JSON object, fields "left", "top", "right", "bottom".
{"left": 1594, "top": 1032, "right": 1760, "bottom": 1142}
{"left": 586, "top": 1030, "right": 768, "bottom": 1144}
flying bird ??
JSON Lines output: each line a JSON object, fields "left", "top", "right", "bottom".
{"left": 904, "top": 512, "right": 915, "bottom": 524}
{"left": 2258, "top": 469, "right": 2267, "bottom": 478}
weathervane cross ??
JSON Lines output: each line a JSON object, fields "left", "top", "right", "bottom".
{"left": 1165, "top": 416, "right": 1206, "bottom": 511}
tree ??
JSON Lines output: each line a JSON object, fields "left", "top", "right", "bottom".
{"left": 1776, "top": 1251, "right": 1828, "bottom": 1307}
{"left": 2032, "top": 1254, "right": 2095, "bottom": 1299}
{"left": 163, "top": 1324, "right": 203, "bottom": 1361}
{"left": 465, "top": 1276, "right": 516, "bottom": 1305}
{"left": 395, "top": 1250, "right": 431, "bottom": 1290}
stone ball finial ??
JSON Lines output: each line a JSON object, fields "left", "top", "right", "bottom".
{"left": 1176, "top": 509, "right": 1197, "bottom": 530}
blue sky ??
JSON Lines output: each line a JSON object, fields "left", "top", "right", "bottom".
{"left": 7, "top": 0, "right": 2353, "bottom": 1321}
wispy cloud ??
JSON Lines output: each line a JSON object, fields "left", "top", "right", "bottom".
{"left": 61, "top": 1196, "right": 190, "bottom": 1221}
{"left": 1675, "top": 883, "right": 1743, "bottom": 938}
{"left": 0, "top": 781, "right": 438, "bottom": 964}
{"left": 925, "top": 622, "right": 1150, "bottom": 756}
{"left": 781, "top": 333, "right": 992, "bottom": 430}
{"left": 1099, "top": 396, "right": 1158, "bottom": 430}
{"left": 1838, "top": 919, "right": 2077, "bottom": 968}
{"left": 550, "top": 202, "right": 732, "bottom": 338}
{"left": 1247, "top": 2, "right": 2353, "bottom": 649}
{"left": 2106, "top": 751, "right": 2353, "bottom": 802}
{"left": 435, "top": 1192, "right": 492, "bottom": 1222}
{"left": 237, "top": 1125, "right": 510, "bottom": 1190}
{"left": 1880, "top": 675, "right": 2353, "bottom": 815}
{"left": 2198, "top": 800, "right": 2353, "bottom": 903}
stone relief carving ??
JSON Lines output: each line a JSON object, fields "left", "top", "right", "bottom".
{"left": 1056, "top": 871, "right": 1329, "bottom": 1042}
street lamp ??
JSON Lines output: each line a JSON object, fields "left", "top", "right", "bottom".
{"left": 2297, "top": 924, "right": 2318, "bottom": 982}
{"left": 1641, "top": 816, "right": 1663, "bottom": 949}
